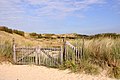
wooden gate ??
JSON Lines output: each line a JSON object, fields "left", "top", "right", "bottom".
{"left": 13, "top": 44, "right": 63, "bottom": 67}
{"left": 12, "top": 39, "right": 84, "bottom": 67}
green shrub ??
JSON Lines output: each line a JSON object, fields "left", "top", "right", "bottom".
{"left": 7, "top": 28, "right": 13, "bottom": 33}
{"left": 0, "top": 26, "right": 13, "bottom": 33}
{"left": 0, "top": 26, "right": 25, "bottom": 36}
{"left": 29, "top": 33, "right": 42, "bottom": 38}
{"left": 38, "top": 34, "right": 42, "bottom": 38}
{"left": 30, "top": 32, "right": 38, "bottom": 36}
{"left": 13, "top": 30, "right": 24, "bottom": 36}
{"left": 43, "top": 34, "right": 54, "bottom": 39}
{"left": 64, "top": 60, "right": 77, "bottom": 72}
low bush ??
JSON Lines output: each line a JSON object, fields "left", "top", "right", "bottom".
{"left": 13, "top": 30, "right": 24, "bottom": 36}
{"left": 0, "top": 26, "right": 13, "bottom": 33}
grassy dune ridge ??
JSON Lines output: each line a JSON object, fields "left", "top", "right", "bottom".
{"left": 0, "top": 30, "right": 120, "bottom": 79}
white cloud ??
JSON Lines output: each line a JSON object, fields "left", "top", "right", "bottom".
{"left": 0, "top": 0, "right": 105, "bottom": 19}
{"left": 0, "top": 0, "right": 25, "bottom": 20}
{"left": 26, "top": 0, "right": 105, "bottom": 17}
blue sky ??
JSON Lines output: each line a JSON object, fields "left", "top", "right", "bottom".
{"left": 0, "top": 0, "right": 120, "bottom": 34}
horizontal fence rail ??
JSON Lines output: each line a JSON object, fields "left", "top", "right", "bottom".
{"left": 15, "top": 47, "right": 61, "bottom": 51}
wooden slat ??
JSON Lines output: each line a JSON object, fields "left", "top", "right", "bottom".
{"left": 66, "top": 41, "right": 81, "bottom": 60}
{"left": 16, "top": 47, "right": 61, "bottom": 51}
{"left": 17, "top": 50, "right": 36, "bottom": 62}
{"left": 15, "top": 47, "right": 36, "bottom": 51}
{"left": 41, "top": 50, "right": 59, "bottom": 65}
{"left": 66, "top": 41, "right": 76, "bottom": 50}
{"left": 41, "top": 48, "right": 61, "bottom": 51}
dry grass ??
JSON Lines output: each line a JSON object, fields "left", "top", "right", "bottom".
{"left": 0, "top": 31, "right": 62, "bottom": 47}
{"left": 67, "top": 38, "right": 120, "bottom": 79}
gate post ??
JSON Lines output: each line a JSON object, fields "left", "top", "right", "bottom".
{"left": 81, "top": 37, "right": 84, "bottom": 59}
{"left": 35, "top": 46, "right": 40, "bottom": 65}
{"left": 38, "top": 46, "right": 41, "bottom": 65}
{"left": 63, "top": 38, "right": 66, "bottom": 64}
{"left": 60, "top": 46, "right": 63, "bottom": 65}
{"left": 13, "top": 38, "right": 16, "bottom": 63}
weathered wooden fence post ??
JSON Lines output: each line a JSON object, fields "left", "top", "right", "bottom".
{"left": 38, "top": 47, "right": 41, "bottom": 65}
{"left": 13, "top": 38, "right": 16, "bottom": 63}
{"left": 35, "top": 46, "right": 39, "bottom": 65}
{"left": 63, "top": 38, "right": 66, "bottom": 64}
{"left": 81, "top": 37, "right": 84, "bottom": 59}
{"left": 75, "top": 39, "right": 77, "bottom": 62}
{"left": 60, "top": 45, "right": 63, "bottom": 65}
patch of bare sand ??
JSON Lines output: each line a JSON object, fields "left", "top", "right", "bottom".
{"left": 0, "top": 63, "right": 117, "bottom": 80}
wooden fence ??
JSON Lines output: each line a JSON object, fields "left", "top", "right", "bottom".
{"left": 13, "top": 46, "right": 62, "bottom": 67}
{"left": 63, "top": 40, "right": 84, "bottom": 64}
{"left": 12, "top": 39, "right": 84, "bottom": 67}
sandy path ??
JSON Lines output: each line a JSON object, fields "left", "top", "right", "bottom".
{"left": 0, "top": 63, "right": 117, "bottom": 80}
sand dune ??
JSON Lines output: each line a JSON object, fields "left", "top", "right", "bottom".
{"left": 0, "top": 63, "right": 117, "bottom": 80}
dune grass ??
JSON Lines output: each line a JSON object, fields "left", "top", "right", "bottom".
{"left": 0, "top": 40, "right": 12, "bottom": 62}
{"left": 63, "top": 37, "right": 120, "bottom": 79}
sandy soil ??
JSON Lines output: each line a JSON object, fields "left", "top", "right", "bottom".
{"left": 0, "top": 63, "right": 117, "bottom": 80}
